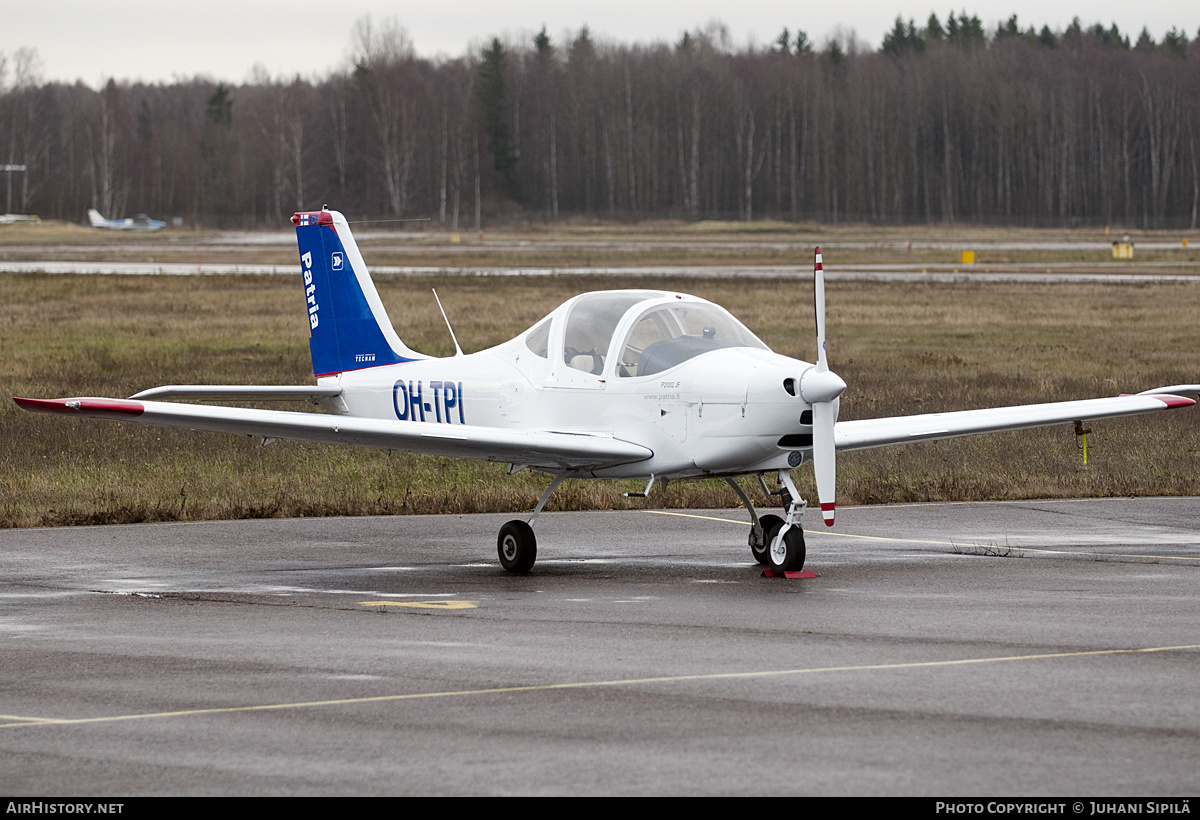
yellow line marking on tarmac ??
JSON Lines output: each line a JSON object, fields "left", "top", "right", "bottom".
{"left": 822, "top": 531, "right": 1200, "bottom": 562}
{"left": 360, "top": 600, "right": 477, "bottom": 610}
{"left": 3, "top": 644, "right": 1197, "bottom": 730}
{"left": 645, "top": 511, "right": 746, "bottom": 525}
{"left": 641, "top": 510, "right": 1200, "bottom": 561}
{"left": 842, "top": 497, "right": 1200, "bottom": 510}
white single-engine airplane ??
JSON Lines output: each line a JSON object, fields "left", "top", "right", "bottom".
{"left": 16, "top": 209, "right": 1199, "bottom": 573}
{"left": 87, "top": 208, "right": 165, "bottom": 232}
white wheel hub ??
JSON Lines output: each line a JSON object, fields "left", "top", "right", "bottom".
{"left": 770, "top": 531, "right": 788, "bottom": 564}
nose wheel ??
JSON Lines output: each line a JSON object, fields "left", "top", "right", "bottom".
{"left": 768, "top": 471, "right": 808, "bottom": 572}
{"left": 727, "top": 475, "right": 807, "bottom": 570}
{"left": 766, "top": 522, "right": 806, "bottom": 572}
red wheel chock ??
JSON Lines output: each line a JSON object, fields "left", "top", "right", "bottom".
{"left": 762, "top": 569, "right": 816, "bottom": 579}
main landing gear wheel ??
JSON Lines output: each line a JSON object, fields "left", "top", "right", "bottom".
{"left": 497, "top": 520, "right": 537, "bottom": 573}
{"left": 750, "top": 514, "right": 784, "bottom": 564}
{"left": 766, "top": 522, "right": 806, "bottom": 573}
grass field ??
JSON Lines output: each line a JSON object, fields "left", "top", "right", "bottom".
{"left": 3, "top": 257, "right": 1198, "bottom": 528}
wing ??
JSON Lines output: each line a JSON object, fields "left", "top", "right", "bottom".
{"left": 835, "top": 391, "right": 1197, "bottom": 452}
{"left": 13, "top": 397, "right": 652, "bottom": 473}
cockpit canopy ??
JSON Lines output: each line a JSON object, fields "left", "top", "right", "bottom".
{"left": 523, "top": 290, "right": 770, "bottom": 378}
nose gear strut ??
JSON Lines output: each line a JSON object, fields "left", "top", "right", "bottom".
{"left": 766, "top": 470, "right": 807, "bottom": 572}
{"left": 729, "top": 472, "right": 807, "bottom": 571}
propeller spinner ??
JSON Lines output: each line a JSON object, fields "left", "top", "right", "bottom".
{"left": 798, "top": 247, "right": 846, "bottom": 526}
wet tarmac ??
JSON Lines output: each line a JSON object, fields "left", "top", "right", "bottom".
{"left": 2, "top": 498, "right": 1197, "bottom": 795}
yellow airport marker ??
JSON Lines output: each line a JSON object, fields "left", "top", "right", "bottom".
{"left": 361, "top": 600, "right": 478, "bottom": 610}
{"left": 1075, "top": 420, "right": 1091, "bottom": 467}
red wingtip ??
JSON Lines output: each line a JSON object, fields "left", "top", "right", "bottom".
{"left": 1153, "top": 395, "right": 1196, "bottom": 409}
{"left": 13, "top": 397, "right": 144, "bottom": 418}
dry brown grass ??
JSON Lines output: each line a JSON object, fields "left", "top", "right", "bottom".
{"left": 2, "top": 269, "right": 1198, "bottom": 528}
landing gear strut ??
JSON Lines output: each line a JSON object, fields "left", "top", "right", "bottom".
{"left": 725, "top": 477, "right": 782, "bottom": 565}
{"left": 767, "top": 471, "right": 807, "bottom": 572}
{"left": 730, "top": 472, "right": 807, "bottom": 572}
{"left": 497, "top": 474, "right": 565, "bottom": 574}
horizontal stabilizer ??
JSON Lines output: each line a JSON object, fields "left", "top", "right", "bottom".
{"left": 130, "top": 385, "right": 343, "bottom": 401}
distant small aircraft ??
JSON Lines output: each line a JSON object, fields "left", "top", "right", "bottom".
{"left": 0, "top": 213, "right": 40, "bottom": 225}
{"left": 87, "top": 208, "right": 165, "bottom": 232}
{"left": 16, "top": 209, "right": 1199, "bottom": 574}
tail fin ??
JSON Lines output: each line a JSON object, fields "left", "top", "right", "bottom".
{"left": 292, "top": 209, "right": 427, "bottom": 377}
{"left": 87, "top": 209, "right": 106, "bottom": 227}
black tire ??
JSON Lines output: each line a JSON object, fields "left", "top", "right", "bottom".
{"left": 766, "top": 522, "right": 806, "bottom": 573}
{"left": 750, "top": 514, "right": 784, "bottom": 564}
{"left": 497, "top": 520, "right": 537, "bottom": 573}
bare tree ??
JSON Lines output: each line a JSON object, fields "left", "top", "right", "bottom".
{"left": 89, "top": 79, "right": 130, "bottom": 218}
{"left": 351, "top": 16, "right": 419, "bottom": 219}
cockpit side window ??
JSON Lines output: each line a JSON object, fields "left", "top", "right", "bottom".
{"left": 524, "top": 317, "right": 551, "bottom": 358}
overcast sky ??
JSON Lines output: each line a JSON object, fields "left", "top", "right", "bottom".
{"left": 4, "top": 1, "right": 1198, "bottom": 88}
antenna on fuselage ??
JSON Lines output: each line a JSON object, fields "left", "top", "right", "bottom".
{"left": 432, "top": 289, "right": 464, "bottom": 357}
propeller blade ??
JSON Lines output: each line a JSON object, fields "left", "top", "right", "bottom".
{"left": 814, "top": 246, "right": 827, "bottom": 372}
{"left": 811, "top": 246, "right": 838, "bottom": 526}
{"left": 813, "top": 400, "right": 837, "bottom": 526}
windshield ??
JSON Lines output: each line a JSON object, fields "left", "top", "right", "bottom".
{"left": 616, "top": 302, "right": 768, "bottom": 377}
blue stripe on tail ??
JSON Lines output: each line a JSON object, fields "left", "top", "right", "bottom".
{"left": 293, "top": 209, "right": 422, "bottom": 377}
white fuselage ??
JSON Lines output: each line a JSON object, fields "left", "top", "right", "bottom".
{"left": 323, "top": 293, "right": 820, "bottom": 480}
